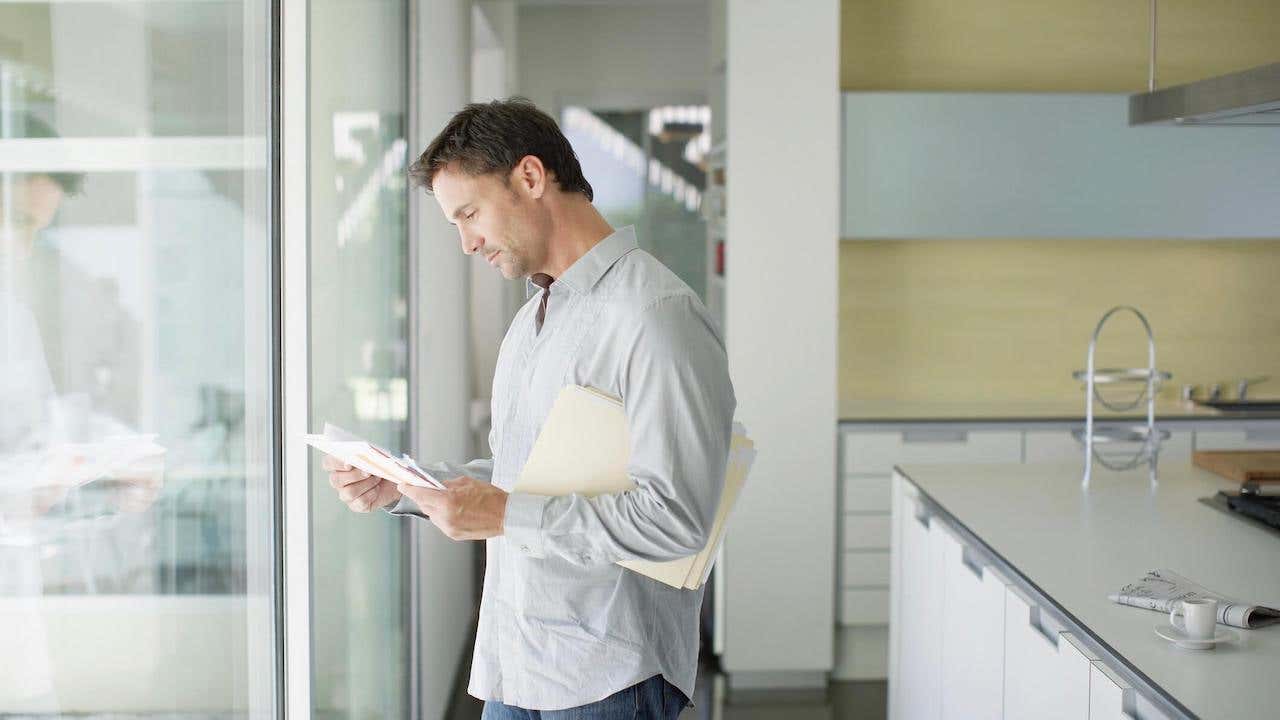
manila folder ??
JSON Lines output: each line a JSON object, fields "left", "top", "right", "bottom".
{"left": 513, "top": 385, "right": 702, "bottom": 589}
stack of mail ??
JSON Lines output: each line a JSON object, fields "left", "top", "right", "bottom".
{"left": 514, "top": 385, "right": 755, "bottom": 590}
{"left": 302, "top": 423, "right": 444, "bottom": 489}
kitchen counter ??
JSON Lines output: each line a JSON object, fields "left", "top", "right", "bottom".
{"left": 841, "top": 398, "right": 1280, "bottom": 423}
{"left": 897, "top": 461, "right": 1280, "bottom": 719}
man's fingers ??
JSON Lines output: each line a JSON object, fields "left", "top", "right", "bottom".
{"left": 351, "top": 484, "right": 383, "bottom": 512}
{"left": 338, "top": 476, "right": 381, "bottom": 504}
{"left": 328, "top": 467, "right": 371, "bottom": 489}
{"left": 320, "top": 455, "right": 352, "bottom": 472}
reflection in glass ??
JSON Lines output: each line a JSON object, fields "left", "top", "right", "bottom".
{"left": 308, "top": 0, "right": 409, "bottom": 716}
{"left": 1, "top": 2, "right": 274, "bottom": 717}
{"left": 563, "top": 105, "right": 709, "bottom": 298}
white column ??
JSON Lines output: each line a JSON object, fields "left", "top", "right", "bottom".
{"left": 721, "top": 0, "right": 840, "bottom": 688}
{"left": 410, "top": 2, "right": 476, "bottom": 719}
{"left": 469, "top": 0, "right": 524, "bottom": 454}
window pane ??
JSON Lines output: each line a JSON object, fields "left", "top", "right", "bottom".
{"left": 307, "top": 0, "right": 409, "bottom": 716}
{"left": 0, "top": 1, "right": 276, "bottom": 718}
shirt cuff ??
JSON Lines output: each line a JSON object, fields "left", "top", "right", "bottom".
{"left": 503, "top": 492, "right": 549, "bottom": 559}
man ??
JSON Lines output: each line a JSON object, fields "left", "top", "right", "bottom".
{"left": 325, "top": 98, "right": 735, "bottom": 718}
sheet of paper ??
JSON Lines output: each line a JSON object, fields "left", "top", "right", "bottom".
{"left": 302, "top": 424, "right": 444, "bottom": 489}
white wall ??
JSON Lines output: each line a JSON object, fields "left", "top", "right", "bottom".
{"left": 516, "top": 2, "right": 709, "bottom": 115}
{"left": 721, "top": 0, "right": 839, "bottom": 687}
{"left": 412, "top": 1, "right": 476, "bottom": 718}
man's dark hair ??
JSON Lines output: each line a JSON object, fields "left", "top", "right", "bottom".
{"left": 6, "top": 112, "right": 85, "bottom": 195}
{"left": 408, "top": 97, "right": 593, "bottom": 201}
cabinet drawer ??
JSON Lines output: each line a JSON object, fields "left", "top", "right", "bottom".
{"left": 1003, "top": 587, "right": 1093, "bottom": 720}
{"left": 842, "top": 550, "right": 890, "bottom": 587}
{"left": 1089, "top": 661, "right": 1137, "bottom": 720}
{"left": 843, "top": 474, "right": 891, "bottom": 512}
{"left": 843, "top": 513, "right": 891, "bottom": 550}
{"left": 891, "top": 489, "right": 945, "bottom": 718}
{"left": 843, "top": 430, "right": 1022, "bottom": 475}
{"left": 840, "top": 588, "right": 889, "bottom": 626}
{"left": 1195, "top": 426, "right": 1280, "bottom": 451}
{"left": 833, "top": 625, "right": 888, "bottom": 681}
{"left": 1026, "top": 428, "right": 1192, "bottom": 463}
{"left": 939, "top": 528, "right": 1008, "bottom": 720}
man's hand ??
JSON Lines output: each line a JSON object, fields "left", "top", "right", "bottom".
{"left": 399, "top": 476, "right": 508, "bottom": 541}
{"left": 324, "top": 455, "right": 402, "bottom": 512}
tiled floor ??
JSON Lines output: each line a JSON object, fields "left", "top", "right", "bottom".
{"left": 683, "top": 679, "right": 886, "bottom": 720}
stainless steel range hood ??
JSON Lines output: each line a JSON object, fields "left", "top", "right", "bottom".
{"left": 1129, "top": 62, "right": 1280, "bottom": 126}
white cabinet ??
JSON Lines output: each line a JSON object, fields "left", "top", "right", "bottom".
{"left": 1003, "top": 587, "right": 1093, "bottom": 720}
{"left": 844, "top": 430, "right": 1022, "bottom": 475}
{"left": 891, "top": 485, "right": 945, "bottom": 720}
{"left": 1089, "top": 661, "right": 1137, "bottom": 720}
{"left": 1025, "top": 429, "right": 1193, "bottom": 464}
{"left": 1194, "top": 425, "right": 1280, "bottom": 451}
{"left": 844, "top": 475, "right": 892, "bottom": 512}
{"left": 843, "top": 513, "right": 892, "bottom": 550}
{"left": 841, "top": 588, "right": 890, "bottom": 625}
{"left": 843, "top": 550, "right": 890, "bottom": 586}
{"left": 938, "top": 528, "right": 1008, "bottom": 720}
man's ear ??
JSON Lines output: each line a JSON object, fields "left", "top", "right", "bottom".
{"left": 511, "top": 155, "right": 549, "bottom": 200}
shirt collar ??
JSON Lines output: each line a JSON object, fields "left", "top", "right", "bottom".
{"left": 551, "top": 225, "right": 638, "bottom": 295}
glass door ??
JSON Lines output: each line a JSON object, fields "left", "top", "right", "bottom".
{"left": 0, "top": 0, "right": 279, "bottom": 716}
{"left": 306, "top": 0, "right": 411, "bottom": 716}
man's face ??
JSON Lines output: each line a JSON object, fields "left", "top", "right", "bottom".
{"left": 433, "top": 163, "right": 547, "bottom": 280}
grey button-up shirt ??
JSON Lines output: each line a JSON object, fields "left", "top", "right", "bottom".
{"left": 391, "top": 226, "right": 735, "bottom": 710}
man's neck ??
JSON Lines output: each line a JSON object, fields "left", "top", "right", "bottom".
{"left": 538, "top": 200, "right": 615, "bottom": 279}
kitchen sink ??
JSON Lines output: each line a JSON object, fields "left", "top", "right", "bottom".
{"left": 1197, "top": 400, "right": 1280, "bottom": 414}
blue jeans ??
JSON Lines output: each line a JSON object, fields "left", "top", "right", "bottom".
{"left": 481, "top": 674, "right": 688, "bottom": 720}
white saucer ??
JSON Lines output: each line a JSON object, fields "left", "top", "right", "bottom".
{"left": 1155, "top": 623, "right": 1238, "bottom": 650}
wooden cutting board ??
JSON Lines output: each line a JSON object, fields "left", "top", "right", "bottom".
{"left": 1192, "top": 450, "right": 1280, "bottom": 484}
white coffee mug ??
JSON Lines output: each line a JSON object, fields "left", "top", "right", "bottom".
{"left": 1169, "top": 597, "right": 1218, "bottom": 640}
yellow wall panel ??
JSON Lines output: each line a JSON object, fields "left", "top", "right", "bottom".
{"left": 839, "top": 239, "right": 1280, "bottom": 406}
{"left": 841, "top": 0, "right": 1280, "bottom": 92}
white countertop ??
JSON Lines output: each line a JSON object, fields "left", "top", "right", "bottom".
{"left": 897, "top": 461, "right": 1280, "bottom": 720}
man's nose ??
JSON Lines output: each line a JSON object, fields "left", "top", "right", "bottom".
{"left": 460, "top": 229, "right": 484, "bottom": 255}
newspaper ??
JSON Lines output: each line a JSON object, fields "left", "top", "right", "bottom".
{"left": 1110, "top": 569, "right": 1280, "bottom": 629}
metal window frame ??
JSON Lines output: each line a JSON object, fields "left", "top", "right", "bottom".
{"left": 405, "top": 0, "right": 423, "bottom": 716}
{"left": 278, "top": 0, "right": 312, "bottom": 713}
{"left": 268, "top": 0, "right": 287, "bottom": 716}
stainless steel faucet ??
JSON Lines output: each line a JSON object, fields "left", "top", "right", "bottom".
{"left": 1238, "top": 376, "right": 1271, "bottom": 401}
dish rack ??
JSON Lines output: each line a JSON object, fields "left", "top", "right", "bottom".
{"left": 1074, "top": 306, "right": 1171, "bottom": 487}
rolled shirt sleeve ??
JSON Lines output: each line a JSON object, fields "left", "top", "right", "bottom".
{"left": 502, "top": 294, "right": 736, "bottom": 566}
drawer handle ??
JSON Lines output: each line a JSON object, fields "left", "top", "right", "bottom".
{"left": 960, "top": 545, "right": 985, "bottom": 579}
{"left": 902, "top": 429, "right": 969, "bottom": 444}
{"left": 1029, "top": 606, "right": 1062, "bottom": 649}
{"left": 913, "top": 508, "right": 930, "bottom": 529}
{"left": 1246, "top": 429, "right": 1280, "bottom": 444}
{"left": 908, "top": 497, "right": 931, "bottom": 529}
